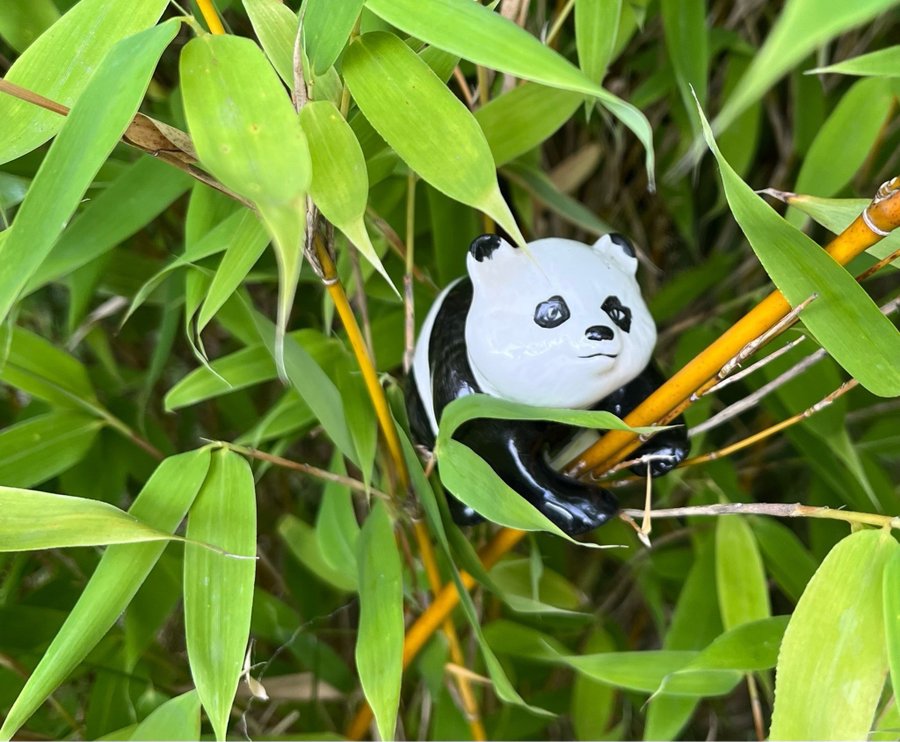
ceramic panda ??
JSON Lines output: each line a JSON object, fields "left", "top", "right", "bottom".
{"left": 405, "top": 233, "right": 690, "bottom": 536}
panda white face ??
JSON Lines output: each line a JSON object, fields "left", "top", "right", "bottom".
{"left": 465, "top": 234, "right": 657, "bottom": 409}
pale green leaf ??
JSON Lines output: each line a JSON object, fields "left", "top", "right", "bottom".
{"left": 0, "top": 450, "right": 211, "bottom": 741}
{"left": 697, "top": 97, "right": 900, "bottom": 397}
{"left": 364, "top": 0, "right": 656, "bottom": 186}
{"left": 184, "top": 449, "right": 257, "bottom": 742}
{"left": 660, "top": 0, "right": 708, "bottom": 133}
{"left": 770, "top": 529, "right": 898, "bottom": 739}
{"left": 315, "top": 453, "right": 361, "bottom": 588}
{"left": 242, "top": 0, "right": 298, "bottom": 85}
{"left": 0, "top": 20, "right": 180, "bottom": 324}
{"left": 0, "top": 0, "right": 58, "bottom": 53}
{"left": 808, "top": 45, "right": 900, "bottom": 77}
{"left": 715, "top": 516, "right": 771, "bottom": 630}
{"left": 0, "top": 0, "right": 170, "bottom": 164}
{"left": 279, "top": 514, "right": 356, "bottom": 592}
{"left": 884, "top": 550, "right": 900, "bottom": 701}
{"left": 343, "top": 31, "right": 524, "bottom": 243}
{"left": 299, "top": 100, "right": 396, "bottom": 292}
{"left": 356, "top": 501, "right": 403, "bottom": 741}
{"left": 0, "top": 412, "right": 103, "bottom": 488}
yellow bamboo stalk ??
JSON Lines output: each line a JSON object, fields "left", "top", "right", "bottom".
{"left": 195, "top": 0, "right": 226, "bottom": 34}
{"left": 565, "top": 178, "right": 900, "bottom": 478}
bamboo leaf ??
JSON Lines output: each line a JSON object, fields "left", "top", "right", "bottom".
{"left": 808, "top": 45, "right": 900, "bottom": 77}
{"left": 0, "top": 487, "right": 182, "bottom": 552}
{"left": 712, "top": 0, "right": 899, "bottom": 134}
{"left": 184, "top": 449, "right": 257, "bottom": 742}
{"left": 575, "top": 0, "right": 622, "bottom": 84}
{"left": 363, "top": 0, "right": 655, "bottom": 186}
{"left": 0, "top": 412, "right": 103, "bottom": 488}
{"left": 0, "top": 450, "right": 211, "bottom": 741}
{"left": 715, "top": 516, "right": 771, "bottom": 630}
{"left": 0, "top": 19, "right": 180, "bottom": 325}
{"left": 280, "top": 514, "right": 357, "bottom": 592}
{"left": 0, "top": 0, "right": 170, "bottom": 164}
{"left": 299, "top": 100, "right": 396, "bottom": 292}
{"left": 304, "top": 0, "right": 364, "bottom": 75}
{"left": 0, "top": 0, "right": 58, "bottom": 54}
{"left": 697, "top": 98, "right": 900, "bottom": 397}
{"left": 343, "top": 31, "right": 524, "bottom": 243}
{"left": 770, "top": 529, "right": 898, "bottom": 739}
{"left": 242, "top": 0, "right": 298, "bottom": 85}
{"left": 355, "top": 501, "right": 403, "bottom": 742}
{"left": 788, "top": 77, "right": 894, "bottom": 226}
{"left": 660, "top": 0, "right": 708, "bottom": 133}
{"left": 886, "top": 551, "right": 900, "bottom": 701}
{"left": 314, "top": 454, "right": 360, "bottom": 588}
{"left": 475, "top": 83, "right": 584, "bottom": 167}
{"left": 180, "top": 34, "right": 312, "bottom": 377}
{"left": 130, "top": 691, "right": 201, "bottom": 741}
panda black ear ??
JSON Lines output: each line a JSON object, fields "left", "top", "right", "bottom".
{"left": 469, "top": 234, "right": 505, "bottom": 262}
{"left": 607, "top": 233, "right": 636, "bottom": 258}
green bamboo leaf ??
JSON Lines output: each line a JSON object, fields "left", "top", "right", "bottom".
{"left": 180, "top": 34, "right": 312, "bottom": 377}
{"left": 788, "top": 77, "right": 894, "bottom": 226}
{"left": 280, "top": 514, "right": 356, "bottom": 592}
{"left": 299, "top": 100, "right": 396, "bottom": 292}
{"left": 715, "top": 516, "right": 771, "bottom": 630}
{"left": 0, "top": 0, "right": 170, "bottom": 164}
{"left": 751, "top": 517, "right": 818, "bottom": 603}
{"left": 712, "top": 0, "right": 898, "bottom": 134}
{"left": 0, "top": 0, "right": 58, "bottom": 53}
{"left": 130, "top": 691, "right": 201, "bottom": 741}
{"left": 356, "top": 501, "right": 403, "bottom": 742}
{"left": 242, "top": 0, "right": 298, "bottom": 85}
{"left": 808, "top": 45, "right": 900, "bottom": 77}
{"left": 475, "top": 83, "right": 584, "bottom": 167}
{"left": 575, "top": 0, "right": 622, "bottom": 84}
{"left": 184, "top": 449, "right": 257, "bottom": 742}
{"left": 770, "top": 529, "right": 899, "bottom": 739}
{"left": 363, "top": 0, "right": 655, "bottom": 186}
{"left": 0, "top": 488, "right": 181, "bottom": 552}
{"left": 0, "top": 450, "right": 211, "bottom": 741}
{"left": 343, "top": 31, "right": 524, "bottom": 243}
{"left": 660, "top": 0, "right": 708, "bottom": 133}
{"left": 564, "top": 651, "right": 699, "bottom": 693}
{"left": 0, "top": 326, "right": 98, "bottom": 409}
{"left": 0, "top": 412, "right": 103, "bottom": 488}
{"left": 697, "top": 98, "right": 900, "bottom": 397}
{"left": 195, "top": 223, "right": 270, "bottom": 334}
{"left": 315, "top": 454, "right": 360, "bottom": 588}
{"left": 303, "top": 0, "right": 364, "bottom": 75}
{"left": 0, "top": 20, "right": 179, "bottom": 325}
{"left": 26, "top": 156, "right": 192, "bottom": 292}
{"left": 884, "top": 550, "right": 900, "bottom": 701}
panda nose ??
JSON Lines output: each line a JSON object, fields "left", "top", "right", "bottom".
{"left": 585, "top": 325, "right": 614, "bottom": 341}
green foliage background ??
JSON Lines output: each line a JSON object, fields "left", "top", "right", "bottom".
{"left": 0, "top": 0, "right": 898, "bottom": 739}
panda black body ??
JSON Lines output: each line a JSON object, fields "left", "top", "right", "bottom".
{"left": 406, "top": 234, "right": 690, "bottom": 536}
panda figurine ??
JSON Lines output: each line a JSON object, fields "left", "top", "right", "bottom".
{"left": 405, "top": 233, "right": 690, "bottom": 536}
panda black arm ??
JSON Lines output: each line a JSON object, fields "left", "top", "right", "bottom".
{"left": 596, "top": 362, "right": 690, "bottom": 476}
{"left": 454, "top": 418, "right": 619, "bottom": 536}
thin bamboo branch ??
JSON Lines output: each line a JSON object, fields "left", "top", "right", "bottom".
{"left": 566, "top": 176, "right": 900, "bottom": 478}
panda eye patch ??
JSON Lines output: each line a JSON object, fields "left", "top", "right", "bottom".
{"left": 534, "top": 296, "right": 571, "bottom": 328}
{"left": 602, "top": 296, "right": 632, "bottom": 332}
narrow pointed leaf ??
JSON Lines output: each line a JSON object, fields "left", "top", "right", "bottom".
{"left": 884, "top": 551, "right": 900, "bottom": 700}
{"left": 697, "top": 99, "right": 900, "bottom": 397}
{"left": 304, "top": 0, "right": 364, "bottom": 74}
{"left": 343, "top": 31, "right": 524, "bottom": 243}
{"left": 299, "top": 100, "right": 396, "bottom": 292}
{"left": 770, "top": 529, "right": 898, "bottom": 739}
{"left": 184, "top": 449, "right": 257, "bottom": 742}
{"left": 355, "top": 501, "right": 403, "bottom": 742}
{"left": 575, "top": 0, "right": 622, "bottom": 84}
{"left": 0, "top": 450, "right": 211, "bottom": 741}
{"left": 808, "top": 46, "right": 900, "bottom": 77}
{"left": 363, "top": 0, "right": 655, "bottom": 185}
{"left": 0, "top": 19, "right": 180, "bottom": 325}
{"left": 242, "top": 0, "right": 298, "bottom": 85}
{"left": 715, "top": 516, "right": 770, "bottom": 630}
{"left": 0, "top": 0, "right": 170, "bottom": 164}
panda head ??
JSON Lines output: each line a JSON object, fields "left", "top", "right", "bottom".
{"left": 464, "top": 233, "right": 656, "bottom": 409}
